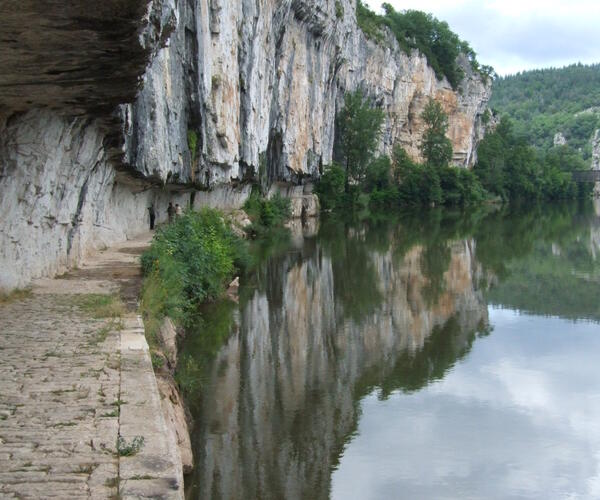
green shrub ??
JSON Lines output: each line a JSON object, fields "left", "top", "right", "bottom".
{"left": 315, "top": 163, "right": 346, "bottom": 211}
{"left": 335, "top": 0, "right": 344, "bottom": 19}
{"left": 187, "top": 130, "right": 198, "bottom": 162}
{"left": 243, "top": 190, "right": 291, "bottom": 237}
{"left": 140, "top": 209, "right": 248, "bottom": 336}
{"left": 356, "top": 0, "right": 385, "bottom": 42}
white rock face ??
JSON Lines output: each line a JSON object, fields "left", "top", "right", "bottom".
{"left": 592, "top": 129, "right": 600, "bottom": 171}
{"left": 554, "top": 132, "right": 567, "bottom": 147}
{"left": 0, "top": 0, "right": 491, "bottom": 291}
{"left": 127, "top": 0, "right": 492, "bottom": 184}
{"left": 0, "top": 110, "right": 190, "bottom": 292}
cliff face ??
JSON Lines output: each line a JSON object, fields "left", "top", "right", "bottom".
{"left": 0, "top": 0, "right": 491, "bottom": 291}
{"left": 128, "top": 0, "right": 491, "bottom": 185}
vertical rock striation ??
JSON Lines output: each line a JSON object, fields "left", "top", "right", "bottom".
{"left": 128, "top": 0, "right": 491, "bottom": 185}
{"left": 0, "top": 0, "right": 491, "bottom": 290}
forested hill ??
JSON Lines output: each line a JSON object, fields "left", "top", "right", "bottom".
{"left": 490, "top": 63, "right": 600, "bottom": 161}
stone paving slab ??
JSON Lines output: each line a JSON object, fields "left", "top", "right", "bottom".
{"left": 0, "top": 294, "right": 121, "bottom": 499}
{"left": 0, "top": 231, "right": 183, "bottom": 499}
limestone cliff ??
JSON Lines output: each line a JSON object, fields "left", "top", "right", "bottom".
{"left": 0, "top": 0, "right": 491, "bottom": 291}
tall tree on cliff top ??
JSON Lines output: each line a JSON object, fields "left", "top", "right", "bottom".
{"left": 334, "top": 90, "right": 385, "bottom": 191}
{"left": 420, "top": 98, "right": 453, "bottom": 168}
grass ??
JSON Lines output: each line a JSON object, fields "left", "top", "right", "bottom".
{"left": 89, "top": 319, "right": 122, "bottom": 345}
{"left": 77, "top": 294, "right": 126, "bottom": 319}
{"left": 0, "top": 288, "right": 32, "bottom": 304}
{"left": 76, "top": 464, "right": 96, "bottom": 474}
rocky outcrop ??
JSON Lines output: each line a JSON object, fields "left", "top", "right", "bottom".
{"left": 127, "top": 0, "right": 491, "bottom": 185}
{"left": 591, "top": 130, "right": 600, "bottom": 197}
{"left": 592, "top": 130, "right": 600, "bottom": 171}
{"left": 0, "top": 0, "right": 491, "bottom": 291}
{"left": 554, "top": 132, "right": 568, "bottom": 147}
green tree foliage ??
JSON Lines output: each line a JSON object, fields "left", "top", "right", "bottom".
{"left": 356, "top": 0, "right": 386, "bottom": 42}
{"left": 420, "top": 99, "right": 453, "bottom": 168}
{"left": 356, "top": 1, "right": 489, "bottom": 89}
{"left": 334, "top": 89, "right": 385, "bottom": 190}
{"left": 490, "top": 63, "right": 600, "bottom": 161}
{"left": 394, "top": 146, "right": 442, "bottom": 206}
{"left": 139, "top": 209, "right": 249, "bottom": 353}
{"left": 243, "top": 190, "right": 292, "bottom": 237}
{"left": 381, "top": 5, "right": 465, "bottom": 88}
{"left": 320, "top": 93, "right": 486, "bottom": 211}
{"left": 474, "top": 117, "right": 581, "bottom": 201}
{"left": 315, "top": 163, "right": 346, "bottom": 211}
{"left": 141, "top": 210, "right": 247, "bottom": 312}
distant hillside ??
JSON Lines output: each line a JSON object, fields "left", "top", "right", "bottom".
{"left": 490, "top": 63, "right": 600, "bottom": 162}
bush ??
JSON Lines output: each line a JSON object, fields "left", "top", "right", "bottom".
{"left": 315, "top": 163, "right": 346, "bottom": 211}
{"left": 244, "top": 190, "right": 291, "bottom": 237}
{"left": 140, "top": 209, "right": 248, "bottom": 341}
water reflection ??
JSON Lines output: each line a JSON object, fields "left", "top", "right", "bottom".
{"left": 181, "top": 201, "right": 600, "bottom": 499}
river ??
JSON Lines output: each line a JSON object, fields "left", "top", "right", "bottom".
{"left": 180, "top": 200, "right": 600, "bottom": 499}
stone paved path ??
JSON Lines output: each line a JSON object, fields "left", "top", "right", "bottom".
{"left": 0, "top": 232, "right": 183, "bottom": 499}
{"left": 0, "top": 294, "right": 121, "bottom": 498}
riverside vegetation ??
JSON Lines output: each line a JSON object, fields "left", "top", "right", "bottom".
{"left": 316, "top": 89, "right": 588, "bottom": 215}
{"left": 139, "top": 195, "right": 291, "bottom": 373}
{"left": 140, "top": 209, "right": 249, "bottom": 363}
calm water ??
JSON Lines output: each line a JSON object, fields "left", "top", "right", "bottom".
{"left": 181, "top": 201, "right": 600, "bottom": 499}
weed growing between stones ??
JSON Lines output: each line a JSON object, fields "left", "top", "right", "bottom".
{"left": 0, "top": 288, "right": 32, "bottom": 304}
{"left": 116, "top": 436, "right": 145, "bottom": 457}
{"left": 77, "top": 294, "right": 126, "bottom": 319}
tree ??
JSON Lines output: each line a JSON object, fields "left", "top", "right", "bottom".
{"left": 420, "top": 99, "right": 453, "bottom": 168}
{"left": 334, "top": 90, "right": 385, "bottom": 192}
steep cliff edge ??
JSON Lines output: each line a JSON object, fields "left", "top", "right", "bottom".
{"left": 0, "top": 0, "right": 491, "bottom": 291}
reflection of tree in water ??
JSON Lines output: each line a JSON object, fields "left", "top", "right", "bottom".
{"left": 364, "top": 315, "right": 489, "bottom": 399}
{"left": 176, "top": 300, "right": 237, "bottom": 411}
{"left": 475, "top": 201, "right": 600, "bottom": 320}
{"left": 181, "top": 200, "right": 600, "bottom": 499}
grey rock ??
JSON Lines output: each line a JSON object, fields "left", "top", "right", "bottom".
{"left": 0, "top": 0, "right": 491, "bottom": 291}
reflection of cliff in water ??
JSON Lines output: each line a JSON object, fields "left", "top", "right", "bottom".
{"left": 183, "top": 226, "right": 489, "bottom": 499}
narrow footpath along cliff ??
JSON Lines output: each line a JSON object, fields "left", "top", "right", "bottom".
{"left": 0, "top": 0, "right": 491, "bottom": 292}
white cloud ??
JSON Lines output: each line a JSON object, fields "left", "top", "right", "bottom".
{"left": 331, "top": 311, "right": 600, "bottom": 499}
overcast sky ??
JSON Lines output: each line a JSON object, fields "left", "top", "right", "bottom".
{"left": 364, "top": 0, "right": 600, "bottom": 76}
